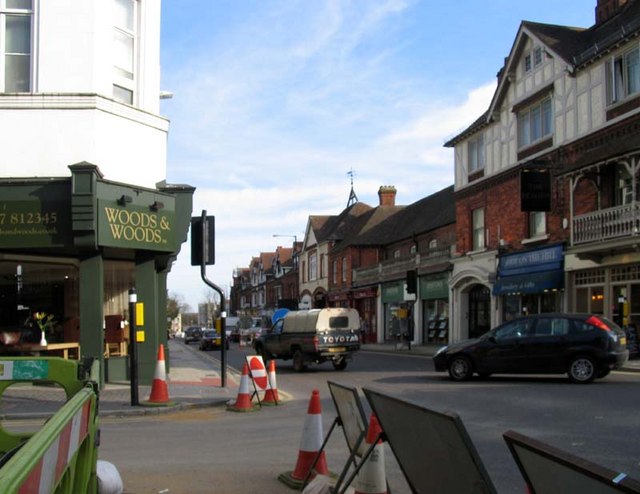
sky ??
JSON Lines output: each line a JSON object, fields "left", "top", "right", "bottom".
{"left": 160, "top": 0, "right": 595, "bottom": 310}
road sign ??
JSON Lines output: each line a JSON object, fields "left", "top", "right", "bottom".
{"left": 247, "top": 356, "right": 268, "bottom": 390}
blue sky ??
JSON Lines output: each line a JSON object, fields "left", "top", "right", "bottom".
{"left": 160, "top": 0, "right": 594, "bottom": 309}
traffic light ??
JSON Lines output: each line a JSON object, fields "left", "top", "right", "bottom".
{"left": 190, "top": 215, "right": 215, "bottom": 266}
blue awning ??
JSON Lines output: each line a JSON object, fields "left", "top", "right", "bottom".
{"left": 492, "top": 270, "right": 564, "bottom": 295}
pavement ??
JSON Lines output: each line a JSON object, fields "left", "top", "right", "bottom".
{"left": 0, "top": 340, "right": 638, "bottom": 420}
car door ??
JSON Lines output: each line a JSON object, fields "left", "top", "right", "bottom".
{"left": 518, "top": 316, "right": 571, "bottom": 373}
{"left": 264, "top": 318, "right": 285, "bottom": 356}
{"left": 475, "top": 318, "right": 533, "bottom": 373}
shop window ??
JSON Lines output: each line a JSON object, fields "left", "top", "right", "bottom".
{"left": 0, "top": 260, "right": 78, "bottom": 344}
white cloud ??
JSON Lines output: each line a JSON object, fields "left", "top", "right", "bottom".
{"left": 163, "top": 1, "right": 498, "bottom": 305}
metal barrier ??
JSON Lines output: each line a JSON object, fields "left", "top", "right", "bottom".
{"left": 0, "top": 357, "right": 100, "bottom": 493}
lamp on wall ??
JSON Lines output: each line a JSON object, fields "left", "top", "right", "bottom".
{"left": 150, "top": 201, "right": 164, "bottom": 211}
{"left": 117, "top": 194, "right": 133, "bottom": 206}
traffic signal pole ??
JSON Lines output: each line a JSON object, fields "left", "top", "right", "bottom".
{"left": 198, "top": 210, "right": 227, "bottom": 388}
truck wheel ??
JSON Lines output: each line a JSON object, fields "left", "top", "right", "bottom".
{"left": 293, "top": 349, "right": 306, "bottom": 372}
{"left": 332, "top": 357, "right": 348, "bottom": 371}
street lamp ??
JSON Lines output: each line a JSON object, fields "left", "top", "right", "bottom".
{"left": 272, "top": 234, "right": 298, "bottom": 244}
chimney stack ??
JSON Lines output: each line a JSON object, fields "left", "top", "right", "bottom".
{"left": 378, "top": 185, "right": 397, "bottom": 206}
{"left": 595, "top": 0, "right": 628, "bottom": 24}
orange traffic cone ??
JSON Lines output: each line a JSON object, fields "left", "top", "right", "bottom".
{"left": 279, "top": 389, "right": 329, "bottom": 488}
{"left": 227, "top": 362, "right": 257, "bottom": 412}
{"left": 262, "top": 360, "right": 279, "bottom": 405}
{"left": 145, "top": 345, "right": 172, "bottom": 406}
{"left": 352, "top": 414, "right": 387, "bottom": 494}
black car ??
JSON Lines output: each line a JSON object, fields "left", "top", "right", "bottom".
{"left": 184, "top": 326, "right": 203, "bottom": 344}
{"left": 199, "top": 329, "right": 229, "bottom": 351}
{"left": 433, "top": 313, "right": 629, "bottom": 383}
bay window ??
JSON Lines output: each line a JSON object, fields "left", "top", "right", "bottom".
{"left": 518, "top": 97, "right": 552, "bottom": 148}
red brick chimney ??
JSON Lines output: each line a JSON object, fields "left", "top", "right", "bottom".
{"left": 595, "top": 0, "right": 628, "bottom": 24}
{"left": 378, "top": 185, "right": 397, "bottom": 206}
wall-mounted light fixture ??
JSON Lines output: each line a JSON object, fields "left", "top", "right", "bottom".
{"left": 117, "top": 195, "right": 133, "bottom": 206}
{"left": 150, "top": 201, "right": 164, "bottom": 211}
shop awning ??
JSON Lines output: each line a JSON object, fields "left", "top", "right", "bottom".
{"left": 492, "top": 270, "right": 564, "bottom": 295}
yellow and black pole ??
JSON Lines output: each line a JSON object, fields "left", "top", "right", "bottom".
{"left": 128, "top": 287, "right": 139, "bottom": 405}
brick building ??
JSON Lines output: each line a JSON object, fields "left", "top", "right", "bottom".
{"left": 445, "top": 0, "right": 640, "bottom": 341}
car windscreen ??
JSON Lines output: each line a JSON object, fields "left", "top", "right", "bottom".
{"left": 203, "top": 330, "right": 217, "bottom": 338}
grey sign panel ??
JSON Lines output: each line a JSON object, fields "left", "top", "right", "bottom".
{"left": 504, "top": 430, "right": 640, "bottom": 494}
{"left": 327, "top": 381, "right": 367, "bottom": 456}
{"left": 363, "top": 387, "right": 497, "bottom": 494}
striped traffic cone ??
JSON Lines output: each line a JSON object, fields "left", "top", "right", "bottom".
{"left": 262, "top": 360, "right": 279, "bottom": 405}
{"left": 145, "top": 344, "right": 172, "bottom": 406}
{"left": 279, "top": 389, "right": 329, "bottom": 489}
{"left": 352, "top": 414, "right": 387, "bottom": 494}
{"left": 227, "top": 362, "right": 257, "bottom": 412}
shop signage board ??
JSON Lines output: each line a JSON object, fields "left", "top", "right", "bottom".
{"left": 97, "top": 200, "right": 177, "bottom": 252}
{"left": 0, "top": 199, "right": 71, "bottom": 248}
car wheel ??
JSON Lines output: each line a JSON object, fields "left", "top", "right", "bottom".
{"left": 448, "top": 356, "right": 473, "bottom": 381}
{"left": 292, "top": 349, "right": 306, "bottom": 372}
{"left": 332, "top": 357, "right": 348, "bottom": 371}
{"left": 568, "top": 355, "right": 596, "bottom": 383}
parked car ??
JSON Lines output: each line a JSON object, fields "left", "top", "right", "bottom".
{"left": 253, "top": 308, "right": 360, "bottom": 372}
{"left": 199, "top": 329, "right": 229, "bottom": 351}
{"left": 184, "top": 326, "right": 203, "bottom": 344}
{"left": 433, "top": 313, "right": 629, "bottom": 383}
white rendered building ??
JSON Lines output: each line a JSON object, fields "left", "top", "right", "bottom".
{"left": 0, "top": 0, "right": 167, "bottom": 187}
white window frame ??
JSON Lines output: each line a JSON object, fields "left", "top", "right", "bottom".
{"left": 309, "top": 252, "right": 317, "bottom": 281}
{"left": 468, "top": 133, "right": 485, "bottom": 173}
{"left": 332, "top": 260, "right": 337, "bottom": 284}
{"left": 607, "top": 46, "right": 640, "bottom": 105}
{"left": 529, "top": 211, "right": 546, "bottom": 238}
{"left": 518, "top": 97, "right": 553, "bottom": 148}
{"left": 472, "top": 208, "right": 485, "bottom": 251}
{"left": 113, "top": 0, "right": 138, "bottom": 105}
{"left": 524, "top": 46, "right": 544, "bottom": 74}
{"left": 0, "top": 0, "right": 33, "bottom": 93}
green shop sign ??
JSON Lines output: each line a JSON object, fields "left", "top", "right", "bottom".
{"left": 97, "top": 200, "right": 177, "bottom": 251}
{"left": 0, "top": 199, "right": 71, "bottom": 248}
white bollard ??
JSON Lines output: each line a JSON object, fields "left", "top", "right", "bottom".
{"left": 97, "top": 460, "right": 124, "bottom": 494}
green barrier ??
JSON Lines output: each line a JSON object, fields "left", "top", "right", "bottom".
{"left": 0, "top": 357, "right": 100, "bottom": 493}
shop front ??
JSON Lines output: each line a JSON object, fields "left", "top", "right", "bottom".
{"left": 381, "top": 281, "right": 413, "bottom": 343}
{"left": 421, "top": 273, "right": 450, "bottom": 344}
{"left": 0, "top": 163, "right": 194, "bottom": 385}
{"left": 493, "top": 244, "right": 565, "bottom": 321}
{"left": 351, "top": 287, "right": 377, "bottom": 343}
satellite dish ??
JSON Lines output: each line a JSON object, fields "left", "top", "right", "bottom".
{"left": 272, "top": 308, "right": 290, "bottom": 324}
